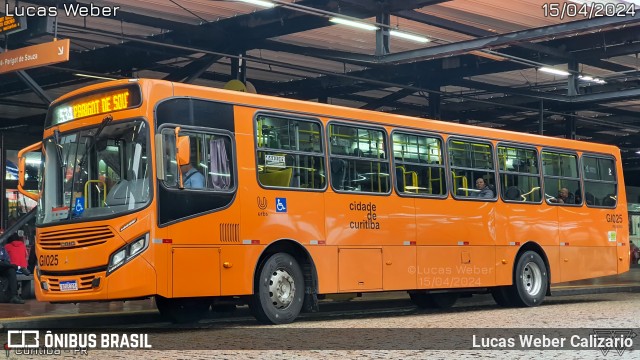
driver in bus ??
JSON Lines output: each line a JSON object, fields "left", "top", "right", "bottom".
{"left": 180, "top": 162, "right": 205, "bottom": 189}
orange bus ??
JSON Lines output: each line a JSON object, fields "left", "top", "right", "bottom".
{"left": 18, "top": 79, "right": 629, "bottom": 323}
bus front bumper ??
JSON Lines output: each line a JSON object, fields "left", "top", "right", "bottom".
{"left": 34, "top": 254, "right": 157, "bottom": 302}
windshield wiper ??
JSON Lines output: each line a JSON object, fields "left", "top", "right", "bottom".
{"left": 78, "top": 115, "right": 113, "bottom": 167}
{"left": 53, "top": 129, "right": 64, "bottom": 168}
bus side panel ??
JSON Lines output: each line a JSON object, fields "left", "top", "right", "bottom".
{"left": 382, "top": 245, "right": 416, "bottom": 290}
{"left": 307, "top": 246, "right": 338, "bottom": 294}
{"left": 171, "top": 246, "right": 220, "bottom": 297}
{"left": 616, "top": 156, "right": 631, "bottom": 274}
{"left": 219, "top": 245, "right": 265, "bottom": 296}
{"left": 558, "top": 207, "right": 618, "bottom": 282}
{"left": 415, "top": 246, "right": 494, "bottom": 289}
{"left": 416, "top": 199, "right": 496, "bottom": 287}
{"left": 497, "top": 204, "right": 558, "bottom": 285}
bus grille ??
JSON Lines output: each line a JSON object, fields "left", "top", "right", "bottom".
{"left": 39, "top": 226, "right": 114, "bottom": 250}
{"left": 46, "top": 275, "right": 96, "bottom": 292}
{"left": 220, "top": 223, "right": 239, "bottom": 243}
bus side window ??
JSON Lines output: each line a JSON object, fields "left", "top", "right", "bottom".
{"left": 583, "top": 156, "right": 617, "bottom": 208}
{"left": 542, "top": 151, "right": 581, "bottom": 206}
{"left": 256, "top": 115, "right": 325, "bottom": 190}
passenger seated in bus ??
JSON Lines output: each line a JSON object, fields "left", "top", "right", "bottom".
{"left": 504, "top": 186, "right": 522, "bottom": 201}
{"left": 549, "top": 188, "right": 574, "bottom": 204}
{"left": 181, "top": 162, "right": 205, "bottom": 189}
{"left": 472, "top": 177, "right": 494, "bottom": 199}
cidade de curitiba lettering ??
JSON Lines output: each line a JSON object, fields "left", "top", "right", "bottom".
{"left": 348, "top": 201, "right": 380, "bottom": 230}
{"left": 5, "top": 3, "right": 120, "bottom": 17}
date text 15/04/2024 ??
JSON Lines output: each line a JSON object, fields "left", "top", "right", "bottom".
{"left": 542, "top": 2, "right": 636, "bottom": 20}
{"left": 5, "top": 4, "right": 119, "bottom": 17}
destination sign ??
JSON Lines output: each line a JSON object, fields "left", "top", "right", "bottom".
{"left": 49, "top": 85, "right": 142, "bottom": 126}
{"left": 0, "top": 15, "right": 25, "bottom": 35}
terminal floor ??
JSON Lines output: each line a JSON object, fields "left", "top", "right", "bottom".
{"left": 1, "top": 266, "right": 638, "bottom": 320}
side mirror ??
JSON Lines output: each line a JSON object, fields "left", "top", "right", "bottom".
{"left": 18, "top": 141, "right": 42, "bottom": 201}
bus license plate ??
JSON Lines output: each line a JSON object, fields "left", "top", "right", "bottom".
{"left": 59, "top": 280, "right": 78, "bottom": 291}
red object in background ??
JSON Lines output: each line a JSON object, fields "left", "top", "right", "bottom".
{"left": 5, "top": 237, "right": 28, "bottom": 267}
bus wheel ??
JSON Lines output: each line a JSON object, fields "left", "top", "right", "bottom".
{"left": 251, "top": 253, "right": 304, "bottom": 324}
{"left": 510, "top": 251, "right": 548, "bottom": 307}
{"left": 491, "top": 287, "right": 513, "bottom": 307}
{"left": 410, "top": 293, "right": 458, "bottom": 309}
{"left": 155, "top": 296, "right": 210, "bottom": 323}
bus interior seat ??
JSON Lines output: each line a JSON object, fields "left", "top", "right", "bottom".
{"left": 584, "top": 192, "right": 596, "bottom": 205}
{"left": 504, "top": 186, "right": 521, "bottom": 201}
{"left": 602, "top": 194, "right": 616, "bottom": 207}
{"left": 330, "top": 159, "right": 347, "bottom": 190}
{"left": 353, "top": 148, "right": 364, "bottom": 157}
{"left": 258, "top": 168, "right": 292, "bottom": 187}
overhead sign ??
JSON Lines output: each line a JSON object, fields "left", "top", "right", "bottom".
{"left": 0, "top": 15, "right": 25, "bottom": 35}
{"left": 48, "top": 85, "right": 143, "bottom": 126}
{"left": 0, "top": 38, "right": 70, "bottom": 74}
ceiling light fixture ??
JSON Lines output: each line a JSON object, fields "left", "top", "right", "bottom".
{"left": 539, "top": 67, "right": 570, "bottom": 76}
{"left": 329, "top": 17, "right": 378, "bottom": 31}
{"left": 237, "top": 0, "right": 275, "bottom": 8}
{"left": 389, "top": 30, "right": 429, "bottom": 43}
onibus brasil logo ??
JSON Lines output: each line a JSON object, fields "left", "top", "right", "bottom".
{"left": 592, "top": 329, "right": 637, "bottom": 356}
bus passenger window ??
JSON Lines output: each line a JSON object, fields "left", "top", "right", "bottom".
{"left": 392, "top": 132, "right": 446, "bottom": 196}
{"left": 256, "top": 115, "right": 325, "bottom": 190}
{"left": 497, "top": 146, "right": 541, "bottom": 203}
{"left": 328, "top": 124, "right": 389, "bottom": 193}
{"left": 449, "top": 139, "right": 496, "bottom": 200}
{"left": 542, "top": 151, "right": 581, "bottom": 206}
{"left": 583, "top": 156, "right": 617, "bottom": 208}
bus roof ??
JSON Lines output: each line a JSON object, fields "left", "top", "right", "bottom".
{"left": 52, "top": 78, "right": 620, "bottom": 156}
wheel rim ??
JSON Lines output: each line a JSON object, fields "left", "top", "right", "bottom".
{"left": 521, "top": 261, "right": 542, "bottom": 296}
{"left": 268, "top": 268, "right": 296, "bottom": 309}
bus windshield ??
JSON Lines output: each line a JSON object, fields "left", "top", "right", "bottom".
{"left": 37, "top": 119, "right": 150, "bottom": 225}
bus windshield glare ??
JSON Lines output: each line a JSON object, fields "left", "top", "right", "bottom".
{"left": 37, "top": 119, "right": 150, "bottom": 225}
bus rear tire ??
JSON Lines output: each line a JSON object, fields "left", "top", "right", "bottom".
{"left": 155, "top": 296, "right": 210, "bottom": 323}
{"left": 509, "top": 251, "right": 548, "bottom": 307}
{"left": 251, "top": 252, "right": 305, "bottom": 324}
{"left": 491, "top": 287, "right": 513, "bottom": 307}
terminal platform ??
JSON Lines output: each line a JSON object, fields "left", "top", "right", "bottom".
{"left": 1, "top": 266, "right": 638, "bottom": 328}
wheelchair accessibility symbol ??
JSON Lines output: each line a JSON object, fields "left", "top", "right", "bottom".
{"left": 276, "top": 198, "right": 287, "bottom": 213}
{"left": 73, "top": 197, "right": 85, "bottom": 215}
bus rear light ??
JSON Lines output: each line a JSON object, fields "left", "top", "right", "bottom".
{"left": 162, "top": 239, "right": 172, "bottom": 244}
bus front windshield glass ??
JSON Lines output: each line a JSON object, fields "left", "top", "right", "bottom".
{"left": 37, "top": 119, "right": 150, "bottom": 225}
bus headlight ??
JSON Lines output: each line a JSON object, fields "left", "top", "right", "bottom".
{"left": 107, "top": 234, "right": 149, "bottom": 275}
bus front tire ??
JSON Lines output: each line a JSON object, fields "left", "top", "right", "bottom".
{"left": 509, "top": 251, "right": 548, "bottom": 307}
{"left": 251, "top": 253, "right": 305, "bottom": 325}
{"left": 155, "top": 296, "right": 210, "bottom": 323}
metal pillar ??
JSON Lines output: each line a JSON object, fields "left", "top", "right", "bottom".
{"left": 539, "top": 100, "right": 544, "bottom": 135}
{"left": 231, "top": 52, "right": 247, "bottom": 84}
{"left": 428, "top": 92, "right": 441, "bottom": 120}
{"left": 375, "top": 12, "right": 390, "bottom": 56}
{"left": 565, "top": 115, "right": 576, "bottom": 140}
{"left": 568, "top": 60, "right": 579, "bottom": 96}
